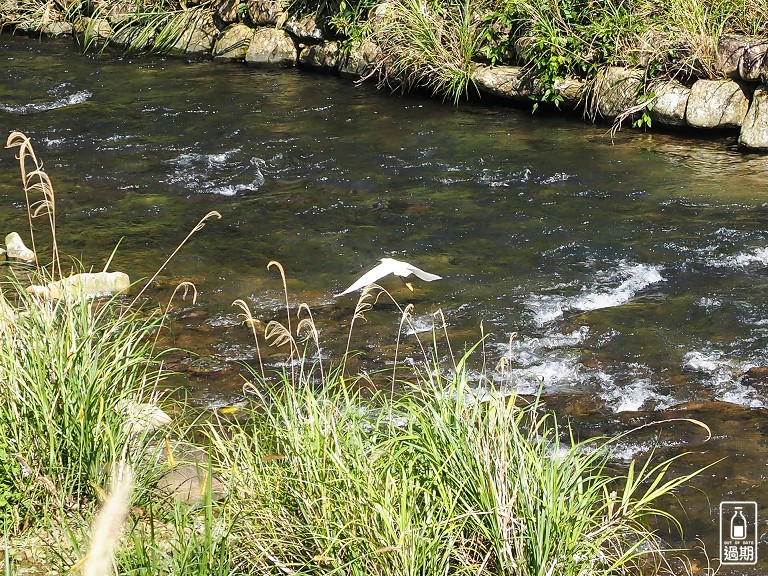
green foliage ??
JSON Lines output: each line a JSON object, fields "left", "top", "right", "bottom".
{"left": 327, "top": 0, "right": 375, "bottom": 41}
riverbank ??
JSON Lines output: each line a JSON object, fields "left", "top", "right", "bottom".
{"left": 2, "top": 0, "right": 768, "bottom": 151}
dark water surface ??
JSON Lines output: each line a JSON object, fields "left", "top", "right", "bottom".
{"left": 4, "top": 33, "right": 768, "bottom": 570}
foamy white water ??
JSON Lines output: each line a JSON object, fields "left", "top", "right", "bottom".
{"left": 165, "top": 150, "right": 265, "bottom": 195}
{"left": 0, "top": 90, "right": 91, "bottom": 114}
{"left": 683, "top": 350, "right": 766, "bottom": 408}
{"left": 527, "top": 261, "right": 665, "bottom": 326}
{"left": 710, "top": 246, "right": 768, "bottom": 268}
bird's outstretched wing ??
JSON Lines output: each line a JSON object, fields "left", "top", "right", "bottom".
{"left": 406, "top": 264, "right": 442, "bottom": 282}
{"left": 334, "top": 261, "right": 391, "bottom": 297}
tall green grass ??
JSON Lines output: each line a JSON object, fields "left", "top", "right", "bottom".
{"left": 201, "top": 361, "right": 703, "bottom": 575}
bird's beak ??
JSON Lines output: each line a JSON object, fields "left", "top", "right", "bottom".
{"left": 405, "top": 282, "right": 414, "bottom": 292}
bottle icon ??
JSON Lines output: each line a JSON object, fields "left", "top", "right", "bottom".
{"left": 731, "top": 507, "right": 748, "bottom": 540}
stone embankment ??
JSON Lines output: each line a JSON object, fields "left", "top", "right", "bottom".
{"left": 10, "top": 1, "right": 768, "bottom": 151}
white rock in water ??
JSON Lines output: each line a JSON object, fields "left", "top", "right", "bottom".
{"left": 27, "top": 271, "right": 131, "bottom": 299}
{"left": 5, "top": 232, "right": 36, "bottom": 262}
{"left": 49, "top": 271, "right": 130, "bottom": 299}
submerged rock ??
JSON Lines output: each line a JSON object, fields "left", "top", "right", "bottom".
{"left": 686, "top": 79, "right": 752, "bottom": 129}
{"left": 739, "top": 85, "right": 768, "bottom": 150}
{"left": 5, "top": 232, "right": 36, "bottom": 262}
{"left": 245, "top": 27, "right": 297, "bottom": 67}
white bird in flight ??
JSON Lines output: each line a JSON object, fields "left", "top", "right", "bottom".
{"left": 335, "top": 257, "right": 442, "bottom": 297}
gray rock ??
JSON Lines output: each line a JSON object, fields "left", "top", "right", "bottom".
{"left": 0, "top": 291, "right": 15, "bottom": 328}
{"left": 717, "top": 34, "right": 751, "bottom": 78}
{"left": 339, "top": 39, "right": 380, "bottom": 78}
{"left": 648, "top": 79, "right": 690, "bottom": 126}
{"left": 41, "top": 21, "right": 73, "bottom": 37}
{"left": 156, "top": 463, "right": 227, "bottom": 504}
{"left": 247, "top": 0, "right": 285, "bottom": 26}
{"left": 591, "top": 66, "right": 643, "bottom": 119}
{"left": 284, "top": 14, "right": 323, "bottom": 43}
{"left": 470, "top": 65, "right": 533, "bottom": 103}
{"left": 299, "top": 41, "right": 340, "bottom": 72}
{"left": 5, "top": 232, "right": 35, "bottom": 262}
{"left": 110, "top": 25, "right": 150, "bottom": 51}
{"left": 739, "top": 85, "right": 768, "bottom": 151}
{"left": 73, "top": 16, "right": 112, "bottom": 45}
{"left": 212, "top": 23, "right": 253, "bottom": 61}
{"left": 686, "top": 79, "right": 752, "bottom": 129}
{"left": 738, "top": 42, "right": 768, "bottom": 82}
{"left": 214, "top": 0, "right": 239, "bottom": 24}
{"left": 245, "top": 27, "right": 297, "bottom": 67}
{"left": 171, "top": 14, "right": 217, "bottom": 55}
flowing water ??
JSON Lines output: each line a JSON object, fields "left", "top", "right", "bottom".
{"left": 5, "top": 33, "right": 768, "bottom": 570}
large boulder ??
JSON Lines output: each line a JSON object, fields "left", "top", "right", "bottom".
{"left": 214, "top": 0, "right": 239, "bottom": 25}
{"left": 738, "top": 42, "right": 768, "bottom": 82}
{"left": 245, "top": 27, "right": 297, "bottom": 67}
{"left": 212, "top": 23, "right": 253, "bottom": 61}
{"left": 73, "top": 16, "right": 112, "bottom": 45}
{"left": 41, "top": 21, "right": 73, "bottom": 37}
{"left": 648, "top": 79, "right": 690, "bottom": 126}
{"left": 284, "top": 14, "right": 323, "bottom": 43}
{"left": 299, "top": 41, "right": 340, "bottom": 72}
{"left": 339, "top": 39, "right": 380, "bottom": 78}
{"left": 591, "top": 66, "right": 643, "bottom": 119}
{"left": 171, "top": 14, "right": 217, "bottom": 55}
{"left": 716, "top": 34, "right": 751, "bottom": 78}
{"left": 470, "top": 65, "right": 534, "bottom": 103}
{"left": 739, "top": 85, "right": 768, "bottom": 151}
{"left": 686, "top": 79, "right": 752, "bottom": 129}
{"left": 110, "top": 25, "right": 151, "bottom": 51}
{"left": 247, "top": 0, "right": 285, "bottom": 26}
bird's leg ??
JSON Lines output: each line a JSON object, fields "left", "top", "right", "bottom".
{"left": 399, "top": 278, "right": 415, "bottom": 292}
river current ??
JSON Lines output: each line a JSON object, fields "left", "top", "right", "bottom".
{"left": 4, "top": 34, "right": 768, "bottom": 570}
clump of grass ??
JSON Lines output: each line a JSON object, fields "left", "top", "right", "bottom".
{"left": 371, "top": 0, "right": 482, "bottom": 104}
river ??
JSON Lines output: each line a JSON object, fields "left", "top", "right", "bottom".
{"left": 3, "top": 33, "right": 768, "bottom": 571}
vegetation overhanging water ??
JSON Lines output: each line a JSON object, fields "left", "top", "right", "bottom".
{"left": 3, "top": 34, "right": 768, "bottom": 572}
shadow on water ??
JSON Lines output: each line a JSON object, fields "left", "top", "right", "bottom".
{"left": 4, "top": 33, "right": 768, "bottom": 572}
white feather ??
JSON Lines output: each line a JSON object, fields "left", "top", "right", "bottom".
{"left": 335, "top": 258, "right": 442, "bottom": 297}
